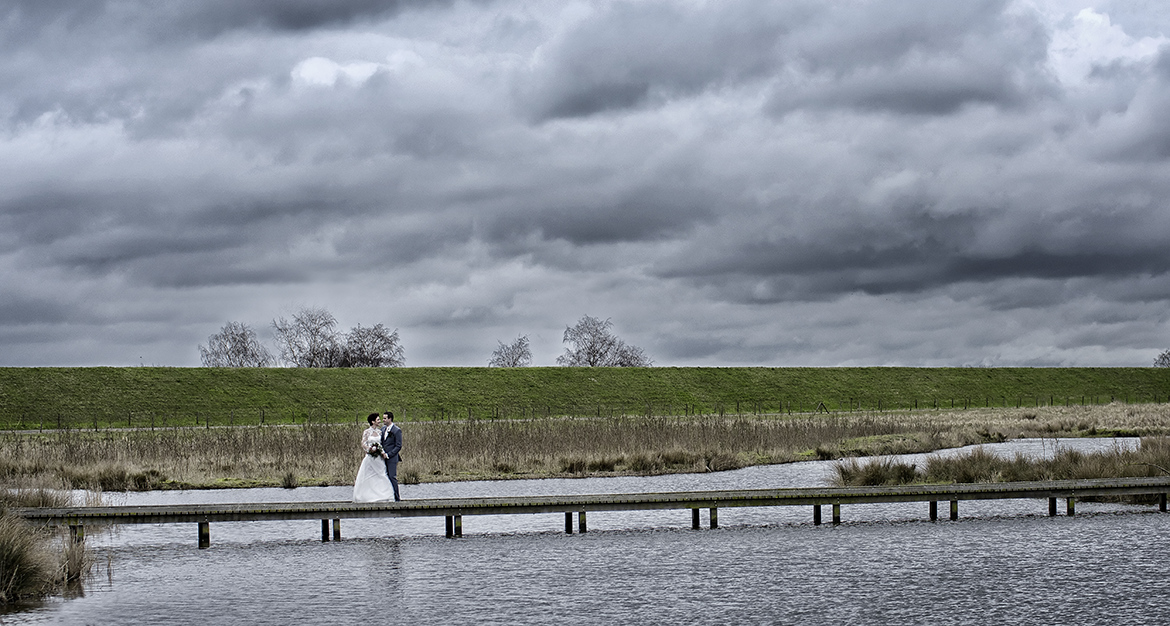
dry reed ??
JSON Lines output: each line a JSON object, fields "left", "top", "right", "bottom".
{"left": 1, "top": 488, "right": 92, "bottom": 607}
{"left": 0, "top": 403, "right": 1165, "bottom": 490}
{"left": 833, "top": 436, "right": 1170, "bottom": 487}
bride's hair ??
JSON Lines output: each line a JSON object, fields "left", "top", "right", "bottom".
{"left": 367, "top": 413, "right": 379, "bottom": 425}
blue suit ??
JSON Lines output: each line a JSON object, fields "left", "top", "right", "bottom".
{"left": 381, "top": 423, "right": 402, "bottom": 501}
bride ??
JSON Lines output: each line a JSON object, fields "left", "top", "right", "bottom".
{"left": 353, "top": 413, "right": 396, "bottom": 502}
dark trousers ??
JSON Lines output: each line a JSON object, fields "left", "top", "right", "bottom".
{"left": 384, "top": 459, "right": 401, "bottom": 501}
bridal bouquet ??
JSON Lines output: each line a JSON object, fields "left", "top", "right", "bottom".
{"left": 366, "top": 441, "right": 385, "bottom": 457}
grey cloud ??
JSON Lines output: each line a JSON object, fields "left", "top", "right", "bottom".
{"left": 770, "top": 1, "right": 1054, "bottom": 115}
{"left": 484, "top": 185, "right": 717, "bottom": 247}
{"left": 3, "top": 0, "right": 1170, "bottom": 368}
{"left": 0, "top": 294, "right": 71, "bottom": 325}
{"left": 2, "top": 0, "right": 450, "bottom": 40}
{"left": 521, "top": 0, "right": 1052, "bottom": 120}
{"left": 521, "top": 1, "right": 798, "bottom": 119}
{"left": 656, "top": 197, "right": 1170, "bottom": 304}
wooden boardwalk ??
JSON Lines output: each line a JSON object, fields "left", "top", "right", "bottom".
{"left": 15, "top": 476, "right": 1170, "bottom": 548}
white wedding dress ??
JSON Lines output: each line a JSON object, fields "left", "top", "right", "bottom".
{"left": 352, "top": 427, "right": 396, "bottom": 502}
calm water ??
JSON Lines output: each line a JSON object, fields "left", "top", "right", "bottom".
{"left": 8, "top": 438, "right": 1169, "bottom": 625}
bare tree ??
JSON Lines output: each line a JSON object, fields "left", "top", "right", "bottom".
{"left": 271, "top": 307, "right": 343, "bottom": 367}
{"left": 556, "top": 315, "right": 652, "bottom": 367}
{"left": 272, "top": 307, "right": 405, "bottom": 368}
{"left": 199, "top": 321, "right": 274, "bottom": 367}
{"left": 340, "top": 323, "right": 405, "bottom": 367}
{"left": 489, "top": 335, "right": 532, "bottom": 367}
{"left": 1156, "top": 350, "right": 1170, "bottom": 368}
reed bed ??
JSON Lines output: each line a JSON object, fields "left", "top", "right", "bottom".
{"left": 0, "top": 403, "right": 1164, "bottom": 490}
{"left": 833, "top": 436, "right": 1170, "bottom": 487}
{"left": 1, "top": 489, "right": 92, "bottom": 607}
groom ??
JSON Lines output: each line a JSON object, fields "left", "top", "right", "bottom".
{"left": 380, "top": 411, "right": 403, "bottom": 501}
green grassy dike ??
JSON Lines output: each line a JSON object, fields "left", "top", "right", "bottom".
{"left": 2, "top": 366, "right": 1170, "bottom": 428}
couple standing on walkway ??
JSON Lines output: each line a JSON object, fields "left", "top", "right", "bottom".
{"left": 353, "top": 411, "right": 403, "bottom": 502}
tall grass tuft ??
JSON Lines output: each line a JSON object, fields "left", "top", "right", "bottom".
{"left": 0, "top": 512, "right": 56, "bottom": 605}
{"left": 0, "top": 511, "right": 91, "bottom": 607}
{"left": 833, "top": 457, "right": 918, "bottom": 486}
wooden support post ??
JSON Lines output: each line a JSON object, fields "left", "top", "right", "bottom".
{"left": 813, "top": 505, "right": 822, "bottom": 526}
{"left": 832, "top": 503, "right": 841, "bottom": 525}
{"left": 321, "top": 519, "right": 330, "bottom": 541}
{"left": 454, "top": 515, "right": 463, "bottom": 537}
{"left": 445, "top": 516, "right": 454, "bottom": 538}
{"left": 69, "top": 524, "right": 85, "bottom": 544}
{"left": 565, "top": 512, "right": 574, "bottom": 534}
{"left": 692, "top": 508, "right": 700, "bottom": 530}
{"left": 1049, "top": 497, "right": 1057, "bottom": 517}
{"left": 709, "top": 507, "right": 718, "bottom": 529}
{"left": 950, "top": 500, "right": 958, "bottom": 521}
{"left": 578, "top": 511, "right": 587, "bottom": 534}
{"left": 929, "top": 501, "right": 937, "bottom": 521}
{"left": 332, "top": 519, "right": 341, "bottom": 541}
{"left": 198, "top": 522, "right": 210, "bottom": 549}
{"left": 1161, "top": 493, "right": 1167, "bottom": 512}
{"left": 1066, "top": 497, "right": 1075, "bottom": 517}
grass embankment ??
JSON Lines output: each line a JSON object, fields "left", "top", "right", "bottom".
{"left": 2, "top": 367, "right": 1169, "bottom": 430}
{"left": 0, "top": 490, "right": 92, "bottom": 607}
{"left": 1, "top": 403, "right": 1166, "bottom": 490}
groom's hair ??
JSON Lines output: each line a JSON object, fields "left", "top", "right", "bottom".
{"left": 367, "top": 413, "right": 379, "bottom": 425}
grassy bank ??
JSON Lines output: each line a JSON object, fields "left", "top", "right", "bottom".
{"left": 1, "top": 404, "right": 1166, "bottom": 490}
{"left": 3, "top": 366, "right": 1170, "bottom": 430}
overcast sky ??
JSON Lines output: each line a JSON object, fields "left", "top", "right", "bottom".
{"left": 3, "top": 0, "right": 1170, "bottom": 368}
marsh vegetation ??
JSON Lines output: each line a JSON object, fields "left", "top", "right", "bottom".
{"left": 833, "top": 434, "right": 1170, "bottom": 487}
{"left": 0, "top": 403, "right": 1165, "bottom": 491}
{"left": 0, "top": 490, "right": 93, "bottom": 607}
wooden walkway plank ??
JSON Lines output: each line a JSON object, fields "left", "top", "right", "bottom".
{"left": 14, "top": 477, "right": 1170, "bottom": 547}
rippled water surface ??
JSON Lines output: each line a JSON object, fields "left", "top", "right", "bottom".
{"left": 9, "top": 438, "right": 1168, "bottom": 625}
